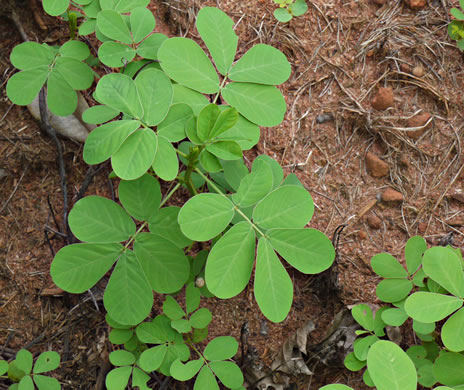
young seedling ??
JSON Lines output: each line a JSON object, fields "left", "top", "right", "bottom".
{"left": 273, "top": 0, "right": 308, "bottom": 23}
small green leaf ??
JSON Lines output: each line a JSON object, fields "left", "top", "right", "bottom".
{"left": 83, "top": 120, "right": 140, "bottom": 165}
{"left": 354, "top": 335, "right": 379, "bottom": 361}
{"left": 6, "top": 67, "right": 49, "bottom": 106}
{"left": 351, "top": 304, "right": 374, "bottom": 331}
{"left": 82, "top": 105, "right": 119, "bottom": 125}
{"left": 148, "top": 207, "right": 192, "bottom": 248}
{"left": 105, "top": 366, "right": 132, "bottom": 390}
{"left": 344, "top": 352, "right": 366, "bottom": 371}
{"left": 100, "top": 0, "right": 149, "bottom": 12}
{"left": 51, "top": 243, "right": 121, "bottom": 293}
{"left": 433, "top": 352, "right": 464, "bottom": 386}
{"left": 109, "top": 328, "right": 133, "bottom": 344}
{"left": 204, "top": 336, "right": 238, "bottom": 361}
{"left": 197, "top": 103, "right": 221, "bottom": 141}
{"left": 130, "top": 7, "right": 155, "bottom": 43}
{"left": 33, "top": 375, "right": 60, "bottom": 390}
{"left": 171, "top": 319, "right": 192, "bottom": 333}
{"left": 178, "top": 193, "right": 235, "bottom": 241}
{"left": 134, "top": 233, "right": 190, "bottom": 293}
{"left": 0, "top": 360, "right": 7, "bottom": 376}
{"left": 205, "top": 222, "right": 255, "bottom": 298}
{"left": 59, "top": 40, "right": 90, "bottom": 60}
{"left": 405, "top": 236, "right": 427, "bottom": 274}
{"left": 118, "top": 174, "right": 161, "bottom": 222}
{"left": 381, "top": 308, "right": 408, "bottom": 326}
{"left": 196, "top": 7, "right": 238, "bottom": 75}
{"left": 135, "top": 68, "right": 173, "bottom": 126}
{"left": 222, "top": 159, "right": 249, "bottom": 191}
{"left": 222, "top": 82, "right": 286, "bottom": 127}
{"left": 229, "top": 44, "right": 291, "bottom": 85}
{"left": 15, "top": 350, "right": 33, "bottom": 375}
{"left": 139, "top": 345, "right": 167, "bottom": 372}
{"left": 109, "top": 350, "right": 136, "bottom": 366}
{"left": 18, "top": 375, "right": 34, "bottom": 389}
{"left": 319, "top": 385, "right": 354, "bottom": 390}
{"left": 267, "top": 228, "right": 335, "bottom": 274}
{"left": 163, "top": 295, "right": 185, "bottom": 320}
{"left": 152, "top": 136, "right": 179, "bottom": 181}
{"left": 367, "top": 340, "right": 417, "bottom": 390}
{"left": 254, "top": 238, "right": 293, "bottom": 323}
{"left": 137, "top": 33, "right": 168, "bottom": 60}
{"left": 157, "top": 103, "right": 193, "bottom": 142}
{"left": 79, "top": 19, "right": 96, "bottom": 35}
{"left": 111, "top": 129, "right": 158, "bottom": 180}
{"left": 253, "top": 185, "right": 314, "bottom": 229}
{"left": 98, "top": 41, "right": 136, "bottom": 68}
{"left": 442, "top": 307, "right": 464, "bottom": 352}
{"left": 172, "top": 84, "right": 209, "bottom": 115}
{"left": 200, "top": 149, "right": 222, "bottom": 173}
{"left": 171, "top": 359, "right": 203, "bottom": 381}
{"left": 186, "top": 282, "right": 201, "bottom": 314}
{"left": 371, "top": 253, "right": 408, "bottom": 278}
{"left": 97, "top": 10, "right": 133, "bottom": 44}
{"left": 404, "top": 292, "right": 463, "bottom": 322}
{"left": 104, "top": 250, "right": 153, "bottom": 325}
{"left": 68, "top": 196, "right": 135, "bottom": 243}
{"left": 252, "top": 155, "right": 284, "bottom": 190}
{"left": 451, "top": 7, "right": 464, "bottom": 20}
{"left": 10, "top": 42, "right": 53, "bottom": 70}
{"left": 210, "top": 360, "right": 244, "bottom": 388}
{"left": 33, "top": 351, "right": 60, "bottom": 374}
{"left": 216, "top": 113, "right": 260, "bottom": 150}
{"left": 375, "top": 279, "right": 412, "bottom": 303}
{"left": 47, "top": 68, "right": 78, "bottom": 116}
{"left": 412, "top": 319, "right": 435, "bottom": 335}
{"left": 42, "top": 0, "right": 69, "bottom": 16}
{"left": 159, "top": 37, "right": 220, "bottom": 94}
{"left": 274, "top": 8, "right": 292, "bottom": 23}
{"left": 190, "top": 308, "right": 212, "bottom": 329}
{"left": 194, "top": 365, "right": 219, "bottom": 390}
{"left": 289, "top": 0, "right": 308, "bottom": 16}
{"left": 206, "top": 141, "right": 242, "bottom": 160}
{"left": 422, "top": 246, "right": 464, "bottom": 297}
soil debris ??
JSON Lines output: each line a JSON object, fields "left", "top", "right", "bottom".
{"left": 412, "top": 65, "right": 424, "bottom": 77}
{"left": 405, "top": 0, "right": 427, "bottom": 10}
{"left": 406, "top": 112, "right": 432, "bottom": 139}
{"left": 365, "top": 151, "right": 389, "bottom": 177}
{"left": 371, "top": 87, "right": 394, "bottom": 111}
{"left": 381, "top": 188, "right": 404, "bottom": 203}
{"left": 367, "top": 214, "right": 382, "bottom": 229}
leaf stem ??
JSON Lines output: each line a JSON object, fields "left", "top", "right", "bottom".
{"left": 194, "top": 168, "right": 266, "bottom": 238}
{"left": 160, "top": 182, "right": 181, "bottom": 208}
{"left": 212, "top": 75, "right": 228, "bottom": 104}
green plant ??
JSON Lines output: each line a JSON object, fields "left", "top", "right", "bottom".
{"left": 6, "top": 3, "right": 336, "bottom": 389}
{"left": 321, "top": 237, "right": 464, "bottom": 390}
{"left": 273, "top": 0, "right": 308, "bottom": 23}
{"left": 1, "top": 349, "right": 61, "bottom": 389}
{"left": 449, "top": 0, "right": 464, "bottom": 50}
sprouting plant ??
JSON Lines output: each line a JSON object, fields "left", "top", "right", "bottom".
{"left": 273, "top": 0, "right": 308, "bottom": 23}
{"left": 449, "top": 1, "right": 464, "bottom": 50}
{"left": 322, "top": 236, "right": 464, "bottom": 389}
{"left": 7, "top": 3, "right": 337, "bottom": 389}
{"left": 1, "top": 349, "right": 61, "bottom": 390}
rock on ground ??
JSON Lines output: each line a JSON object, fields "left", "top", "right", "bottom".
{"left": 366, "top": 152, "right": 389, "bottom": 177}
{"left": 371, "top": 87, "right": 394, "bottom": 110}
{"left": 382, "top": 188, "right": 404, "bottom": 202}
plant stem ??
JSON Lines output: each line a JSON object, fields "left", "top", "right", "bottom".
{"left": 160, "top": 182, "right": 181, "bottom": 208}
{"left": 212, "top": 75, "right": 229, "bottom": 104}
{"left": 194, "top": 168, "right": 266, "bottom": 238}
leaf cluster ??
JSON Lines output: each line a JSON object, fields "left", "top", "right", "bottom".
{"left": 1, "top": 349, "right": 61, "bottom": 390}
{"left": 325, "top": 237, "right": 464, "bottom": 389}
{"left": 273, "top": 0, "right": 308, "bottom": 23}
{"left": 449, "top": 0, "right": 464, "bottom": 50}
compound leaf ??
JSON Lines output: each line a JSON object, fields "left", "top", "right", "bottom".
{"left": 68, "top": 196, "right": 135, "bottom": 243}
{"left": 205, "top": 222, "right": 255, "bottom": 298}
{"left": 267, "top": 228, "right": 335, "bottom": 274}
{"left": 118, "top": 174, "right": 161, "bottom": 221}
{"left": 51, "top": 243, "right": 121, "bottom": 293}
{"left": 254, "top": 238, "right": 293, "bottom": 323}
{"left": 196, "top": 7, "right": 238, "bottom": 75}
{"left": 104, "top": 250, "right": 153, "bottom": 325}
{"left": 178, "top": 193, "right": 235, "bottom": 241}
{"left": 229, "top": 44, "right": 291, "bottom": 85}
{"left": 158, "top": 37, "right": 220, "bottom": 94}
{"left": 221, "top": 82, "right": 286, "bottom": 126}
{"left": 134, "top": 233, "right": 190, "bottom": 293}
{"left": 111, "top": 129, "right": 158, "bottom": 180}
{"left": 253, "top": 185, "right": 313, "bottom": 229}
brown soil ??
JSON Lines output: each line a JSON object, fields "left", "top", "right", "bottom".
{"left": 1, "top": 0, "right": 463, "bottom": 389}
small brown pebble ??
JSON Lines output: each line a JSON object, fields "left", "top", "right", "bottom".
{"left": 406, "top": 0, "right": 426, "bottom": 9}
{"left": 400, "top": 63, "right": 411, "bottom": 73}
{"left": 358, "top": 230, "right": 367, "bottom": 239}
{"left": 367, "top": 214, "right": 382, "bottom": 229}
{"left": 371, "top": 87, "right": 394, "bottom": 110}
{"left": 412, "top": 65, "right": 424, "bottom": 77}
{"left": 382, "top": 188, "right": 403, "bottom": 202}
{"left": 366, "top": 152, "right": 389, "bottom": 177}
{"left": 406, "top": 112, "right": 432, "bottom": 139}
